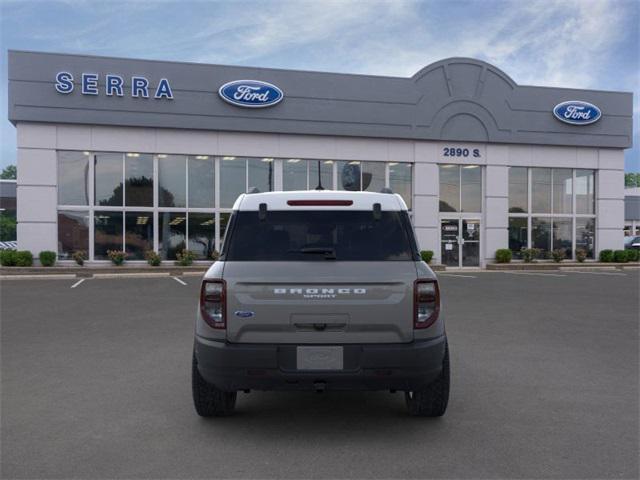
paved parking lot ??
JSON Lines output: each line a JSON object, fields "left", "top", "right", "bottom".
{"left": 1, "top": 270, "right": 638, "bottom": 479}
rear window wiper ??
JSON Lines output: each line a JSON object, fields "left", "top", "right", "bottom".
{"left": 290, "top": 247, "right": 337, "bottom": 260}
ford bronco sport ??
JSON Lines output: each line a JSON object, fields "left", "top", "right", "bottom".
{"left": 192, "top": 190, "right": 449, "bottom": 417}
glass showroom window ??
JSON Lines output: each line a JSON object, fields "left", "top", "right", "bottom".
{"left": 95, "top": 152, "right": 124, "bottom": 206}
{"left": 158, "top": 212, "right": 186, "bottom": 260}
{"left": 283, "top": 159, "right": 333, "bottom": 191}
{"left": 508, "top": 168, "right": 596, "bottom": 259}
{"left": 438, "top": 164, "right": 482, "bottom": 213}
{"left": 158, "top": 154, "right": 216, "bottom": 260}
{"left": 125, "top": 212, "right": 153, "bottom": 260}
{"left": 58, "top": 210, "right": 89, "bottom": 259}
{"left": 389, "top": 163, "right": 412, "bottom": 209}
{"left": 58, "top": 151, "right": 90, "bottom": 206}
{"left": 158, "top": 155, "right": 187, "bottom": 208}
{"left": 219, "top": 157, "right": 274, "bottom": 208}
{"left": 94, "top": 211, "right": 123, "bottom": 260}
{"left": 337, "top": 161, "right": 385, "bottom": 192}
{"left": 125, "top": 153, "right": 153, "bottom": 207}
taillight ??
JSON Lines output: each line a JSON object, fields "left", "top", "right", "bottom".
{"left": 414, "top": 279, "right": 440, "bottom": 329}
{"left": 200, "top": 279, "right": 226, "bottom": 329}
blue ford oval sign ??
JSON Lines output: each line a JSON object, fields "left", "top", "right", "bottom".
{"left": 219, "top": 80, "right": 283, "bottom": 108}
{"left": 553, "top": 101, "right": 601, "bottom": 125}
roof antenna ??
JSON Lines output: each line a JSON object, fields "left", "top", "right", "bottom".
{"left": 314, "top": 160, "right": 325, "bottom": 190}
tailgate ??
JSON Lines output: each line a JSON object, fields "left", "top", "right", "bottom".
{"left": 223, "top": 261, "right": 417, "bottom": 344}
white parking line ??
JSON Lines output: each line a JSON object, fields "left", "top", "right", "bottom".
{"left": 502, "top": 271, "right": 566, "bottom": 277}
{"left": 70, "top": 278, "right": 86, "bottom": 288}
{"left": 172, "top": 276, "right": 187, "bottom": 286}
{"left": 439, "top": 274, "right": 477, "bottom": 278}
{"left": 568, "top": 270, "right": 627, "bottom": 276}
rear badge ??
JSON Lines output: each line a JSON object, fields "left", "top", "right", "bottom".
{"left": 234, "top": 310, "right": 255, "bottom": 318}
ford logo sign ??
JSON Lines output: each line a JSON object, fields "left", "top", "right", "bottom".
{"left": 219, "top": 80, "right": 283, "bottom": 108}
{"left": 234, "top": 310, "right": 255, "bottom": 318}
{"left": 553, "top": 101, "right": 601, "bottom": 125}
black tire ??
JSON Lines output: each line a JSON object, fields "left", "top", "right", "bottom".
{"left": 192, "top": 352, "right": 237, "bottom": 417}
{"left": 405, "top": 342, "right": 450, "bottom": 417}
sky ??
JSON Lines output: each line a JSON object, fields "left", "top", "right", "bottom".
{"left": 0, "top": 0, "right": 638, "bottom": 171}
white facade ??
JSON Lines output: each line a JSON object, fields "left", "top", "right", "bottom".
{"left": 16, "top": 122, "right": 626, "bottom": 266}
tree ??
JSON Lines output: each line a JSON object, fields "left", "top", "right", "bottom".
{"left": 1, "top": 165, "right": 16, "bottom": 180}
{"left": 625, "top": 172, "right": 640, "bottom": 188}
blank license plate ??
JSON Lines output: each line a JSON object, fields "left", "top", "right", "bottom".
{"left": 296, "top": 346, "right": 343, "bottom": 370}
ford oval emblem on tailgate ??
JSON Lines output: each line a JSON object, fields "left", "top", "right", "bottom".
{"left": 234, "top": 310, "right": 255, "bottom": 318}
{"left": 218, "top": 80, "right": 284, "bottom": 108}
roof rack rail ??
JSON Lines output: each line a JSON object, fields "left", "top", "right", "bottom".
{"left": 380, "top": 187, "right": 393, "bottom": 194}
{"left": 247, "top": 187, "right": 260, "bottom": 194}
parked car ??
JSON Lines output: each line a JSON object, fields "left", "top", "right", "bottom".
{"left": 624, "top": 236, "right": 640, "bottom": 250}
{"left": 192, "top": 190, "right": 449, "bottom": 417}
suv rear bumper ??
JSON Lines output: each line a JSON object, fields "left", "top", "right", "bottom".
{"left": 194, "top": 335, "right": 447, "bottom": 392}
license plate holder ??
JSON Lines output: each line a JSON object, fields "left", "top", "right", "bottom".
{"left": 296, "top": 346, "right": 343, "bottom": 371}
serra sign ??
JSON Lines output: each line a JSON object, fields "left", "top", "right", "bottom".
{"left": 55, "top": 72, "right": 174, "bottom": 99}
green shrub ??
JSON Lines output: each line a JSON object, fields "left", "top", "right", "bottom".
{"left": 626, "top": 249, "right": 639, "bottom": 262}
{"left": 551, "top": 249, "right": 565, "bottom": 263}
{"left": 495, "top": 249, "right": 512, "bottom": 263}
{"left": 575, "top": 249, "right": 587, "bottom": 263}
{"left": 521, "top": 248, "right": 539, "bottom": 263}
{"left": 175, "top": 249, "right": 196, "bottom": 266}
{"left": 107, "top": 250, "right": 127, "bottom": 266}
{"left": 419, "top": 250, "right": 434, "bottom": 264}
{"left": 72, "top": 250, "right": 87, "bottom": 266}
{"left": 211, "top": 250, "right": 220, "bottom": 261}
{"left": 15, "top": 250, "right": 33, "bottom": 267}
{"left": 145, "top": 250, "right": 161, "bottom": 266}
{"left": 0, "top": 249, "right": 17, "bottom": 266}
{"left": 613, "top": 250, "right": 628, "bottom": 263}
{"left": 599, "top": 249, "right": 614, "bottom": 262}
{"left": 39, "top": 250, "right": 56, "bottom": 267}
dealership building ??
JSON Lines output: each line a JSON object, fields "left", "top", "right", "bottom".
{"left": 7, "top": 50, "right": 633, "bottom": 267}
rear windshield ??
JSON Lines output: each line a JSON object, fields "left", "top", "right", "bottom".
{"left": 223, "top": 210, "right": 418, "bottom": 261}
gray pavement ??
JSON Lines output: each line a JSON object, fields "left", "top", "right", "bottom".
{"left": 1, "top": 270, "right": 638, "bottom": 479}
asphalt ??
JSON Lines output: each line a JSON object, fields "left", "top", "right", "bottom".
{"left": 1, "top": 270, "right": 638, "bottom": 479}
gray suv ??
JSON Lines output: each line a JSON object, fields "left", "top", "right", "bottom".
{"left": 192, "top": 191, "right": 449, "bottom": 417}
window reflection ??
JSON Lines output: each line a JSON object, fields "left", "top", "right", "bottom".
{"left": 95, "top": 153, "right": 123, "bottom": 206}
{"left": 58, "top": 151, "right": 89, "bottom": 205}
{"left": 58, "top": 211, "right": 89, "bottom": 259}
{"left": 310, "top": 160, "right": 333, "bottom": 190}
{"left": 248, "top": 158, "right": 274, "bottom": 193}
{"left": 552, "top": 217, "right": 572, "bottom": 257}
{"left": 575, "top": 170, "right": 595, "bottom": 214}
{"left": 576, "top": 218, "right": 595, "bottom": 258}
{"left": 508, "top": 217, "right": 527, "bottom": 258}
{"left": 125, "top": 212, "right": 153, "bottom": 260}
{"left": 159, "top": 212, "right": 186, "bottom": 260}
{"left": 283, "top": 159, "right": 307, "bottom": 190}
{"left": 158, "top": 155, "right": 186, "bottom": 207}
{"left": 461, "top": 165, "right": 481, "bottom": 212}
{"left": 125, "top": 153, "right": 153, "bottom": 207}
{"left": 439, "top": 165, "right": 460, "bottom": 212}
{"left": 220, "top": 157, "right": 245, "bottom": 208}
{"left": 188, "top": 213, "right": 215, "bottom": 259}
{"left": 531, "top": 217, "right": 551, "bottom": 257}
{"left": 362, "top": 162, "right": 385, "bottom": 192}
{"left": 531, "top": 168, "right": 551, "bottom": 213}
{"left": 508, "top": 167, "right": 527, "bottom": 213}
{"left": 94, "top": 211, "right": 123, "bottom": 259}
{"left": 189, "top": 156, "right": 215, "bottom": 208}
{"left": 552, "top": 169, "right": 572, "bottom": 214}
{"left": 389, "top": 163, "right": 412, "bottom": 209}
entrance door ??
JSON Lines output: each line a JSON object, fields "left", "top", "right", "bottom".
{"left": 440, "top": 218, "right": 481, "bottom": 267}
